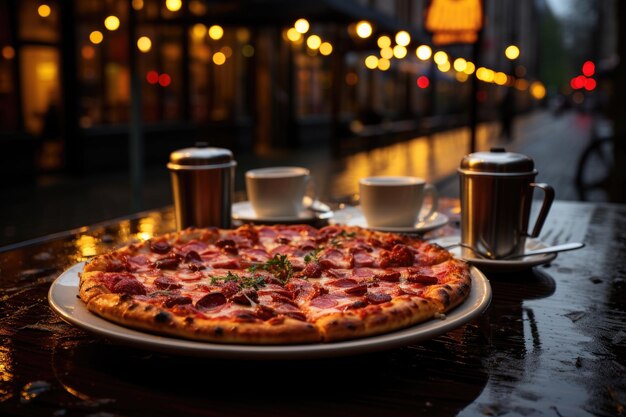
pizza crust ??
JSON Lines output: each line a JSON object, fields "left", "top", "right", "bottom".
{"left": 86, "top": 293, "right": 322, "bottom": 345}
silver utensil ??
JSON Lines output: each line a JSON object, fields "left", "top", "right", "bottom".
{"left": 442, "top": 241, "right": 585, "bottom": 260}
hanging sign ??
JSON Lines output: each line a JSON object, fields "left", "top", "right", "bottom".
{"left": 425, "top": 0, "right": 483, "bottom": 45}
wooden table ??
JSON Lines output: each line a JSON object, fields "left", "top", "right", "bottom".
{"left": 0, "top": 200, "right": 624, "bottom": 416}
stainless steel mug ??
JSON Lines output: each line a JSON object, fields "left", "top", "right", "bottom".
{"left": 167, "top": 144, "right": 236, "bottom": 230}
{"left": 458, "top": 148, "right": 554, "bottom": 259}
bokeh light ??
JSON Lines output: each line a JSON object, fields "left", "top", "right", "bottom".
{"left": 89, "top": 31, "right": 104, "bottom": 44}
{"left": 208, "top": 25, "right": 224, "bottom": 40}
{"left": 104, "top": 16, "right": 120, "bottom": 31}
{"left": 416, "top": 45, "right": 432, "bottom": 61}
{"left": 395, "top": 31, "right": 411, "bottom": 46}
{"left": 294, "top": 18, "right": 310, "bottom": 34}
{"left": 137, "top": 36, "right": 152, "bottom": 52}
{"left": 356, "top": 21, "right": 373, "bottom": 38}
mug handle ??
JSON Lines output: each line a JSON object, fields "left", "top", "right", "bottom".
{"left": 527, "top": 183, "right": 555, "bottom": 237}
{"left": 420, "top": 184, "right": 439, "bottom": 220}
{"left": 304, "top": 175, "right": 317, "bottom": 208}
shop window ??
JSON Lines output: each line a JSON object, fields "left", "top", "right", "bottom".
{"left": 20, "top": 47, "right": 61, "bottom": 135}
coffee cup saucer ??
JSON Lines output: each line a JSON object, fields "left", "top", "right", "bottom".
{"left": 232, "top": 200, "right": 333, "bottom": 223}
{"left": 431, "top": 236, "right": 557, "bottom": 272}
{"left": 330, "top": 206, "right": 449, "bottom": 234}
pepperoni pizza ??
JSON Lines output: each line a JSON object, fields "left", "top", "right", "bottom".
{"left": 79, "top": 225, "right": 471, "bottom": 344}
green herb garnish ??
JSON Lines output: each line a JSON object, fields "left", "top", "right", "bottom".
{"left": 210, "top": 271, "right": 266, "bottom": 290}
{"left": 247, "top": 254, "right": 293, "bottom": 284}
{"left": 304, "top": 248, "right": 322, "bottom": 264}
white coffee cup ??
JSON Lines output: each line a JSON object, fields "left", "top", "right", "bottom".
{"left": 245, "top": 167, "right": 313, "bottom": 218}
{"left": 359, "top": 176, "right": 439, "bottom": 228}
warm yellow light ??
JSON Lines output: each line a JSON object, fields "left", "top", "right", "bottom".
{"left": 213, "top": 51, "right": 226, "bottom": 65}
{"left": 319, "top": 42, "right": 333, "bottom": 56}
{"left": 463, "top": 61, "right": 475, "bottom": 74}
{"left": 38, "top": 4, "right": 51, "bottom": 18}
{"left": 165, "top": 0, "right": 182, "bottom": 12}
{"left": 306, "top": 35, "right": 322, "bottom": 50}
{"left": 393, "top": 45, "right": 407, "bottom": 59}
{"left": 2, "top": 46, "right": 15, "bottom": 60}
{"left": 478, "top": 68, "right": 495, "bottom": 83}
{"left": 505, "top": 45, "right": 520, "bottom": 60}
{"left": 104, "top": 16, "right": 120, "bottom": 31}
{"left": 365, "top": 55, "right": 379, "bottom": 69}
{"left": 208, "top": 25, "right": 224, "bottom": 40}
{"left": 380, "top": 47, "right": 393, "bottom": 60}
{"left": 437, "top": 61, "right": 451, "bottom": 72}
{"left": 453, "top": 58, "right": 467, "bottom": 72}
{"left": 416, "top": 45, "right": 432, "bottom": 61}
{"left": 530, "top": 81, "right": 546, "bottom": 99}
{"left": 294, "top": 18, "right": 310, "bottom": 34}
{"left": 476, "top": 67, "right": 488, "bottom": 81}
{"left": 137, "top": 36, "right": 152, "bottom": 52}
{"left": 192, "top": 23, "right": 207, "bottom": 39}
{"left": 377, "top": 35, "right": 391, "bottom": 49}
{"left": 395, "top": 30, "right": 411, "bottom": 47}
{"left": 132, "top": 0, "right": 144, "bottom": 10}
{"left": 494, "top": 72, "right": 508, "bottom": 85}
{"left": 456, "top": 72, "right": 469, "bottom": 82}
{"left": 433, "top": 51, "right": 448, "bottom": 65}
{"left": 89, "top": 31, "right": 104, "bottom": 44}
{"left": 356, "top": 21, "right": 373, "bottom": 38}
{"left": 377, "top": 58, "right": 391, "bottom": 71}
{"left": 286, "top": 28, "right": 301, "bottom": 42}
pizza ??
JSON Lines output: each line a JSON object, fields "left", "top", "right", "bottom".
{"left": 78, "top": 224, "right": 471, "bottom": 345}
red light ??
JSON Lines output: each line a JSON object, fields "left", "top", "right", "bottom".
{"left": 571, "top": 75, "right": 586, "bottom": 90}
{"left": 417, "top": 76, "right": 429, "bottom": 89}
{"left": 146, "top": 70, "right": 159, "bottom": 84}
{"left": 584, "top": 77, "right": 596, "bottom": 91}
{"left": 158, "top": 73, "right": 172, "bottom": 87}
{"left": 582, "top": 61, "right": 595, "bottom": 77}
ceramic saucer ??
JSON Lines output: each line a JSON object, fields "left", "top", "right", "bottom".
{"left": 431, "top": 236, "right": 557, "bottom": 273}
{"left": 232, "top": 200, "right": 333, "bottom": 223}
{"left": 330, "top": 206, "right": 449, "bottom": 234}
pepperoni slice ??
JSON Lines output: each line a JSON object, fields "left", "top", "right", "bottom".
{"left": 112, "top": 277, "right": 146, "bottom": 295}
{"left": 164, "top": 296, "right": 192, "bottom": 308}
{"left": 367, "top": 292, "right": 392, "bottom": 304}
{"left": 310, "top": 295, "right": 339, "bottom": 309}
{"left": 154, "top": 275, "right": 182, "bottom": 290}
{"left": 319, "top": 248, "right": 353, "bottom": 269}
{"left": 150, "top": 240, "right": 171, "bottom": 254}
{"left": 328, "top": 278, "right": 358, "bottom": 288}
{"left": 195, "top": 292, "right": 227, "bottom": 309}
{"left": 353, "top": 251, "right": 375, "bottom": 267}
{"left": 406, "top": 274, "right": 438, "bottom": 284}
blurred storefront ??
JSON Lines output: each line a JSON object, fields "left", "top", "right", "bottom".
{"left": 0, "top": 0, "right": 544, "bottom": 179}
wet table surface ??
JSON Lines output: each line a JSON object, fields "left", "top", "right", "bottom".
{"left": 0, "top": 200, "right": 625, "bottom": 417}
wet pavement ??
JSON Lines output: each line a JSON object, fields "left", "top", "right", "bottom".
{"left": 1, "top": 109, "right": 603, "bottom": 247}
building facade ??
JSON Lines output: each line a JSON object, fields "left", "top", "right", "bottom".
{"left": 0, "top": 0, "right": 543, "bottom": 179}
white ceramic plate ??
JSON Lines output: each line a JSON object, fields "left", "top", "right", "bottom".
{"left": 431, "top": 236, "right": 557, "bottom": 273}
{"left": 330, "top": 206, "right": 448, "bottom": 234}
{"left": 232, "top": 200, "right": 333, "bottom": 223}
{"left": 48, "top": 263, "right": 491, "bottom": 360}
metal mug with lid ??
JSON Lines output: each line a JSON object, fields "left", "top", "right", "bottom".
{"left": 458, "top": 148, "right": 555, "bottom": 259}
{"left": 167, "top": 143, "right": 236, "bottom": 230}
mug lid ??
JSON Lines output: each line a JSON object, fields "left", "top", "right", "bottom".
{"left": 169, "top": 142, "right": 234, "bottom": 166}
{"left": 459, "top": 148, "right": 535, "bottom": 174}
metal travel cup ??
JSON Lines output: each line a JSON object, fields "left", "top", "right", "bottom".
{"left": 167, "top": 144, "right": 236, "bottom": 230}
{"left": 458, "top": 148, "right": 555, "bottom": 259}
